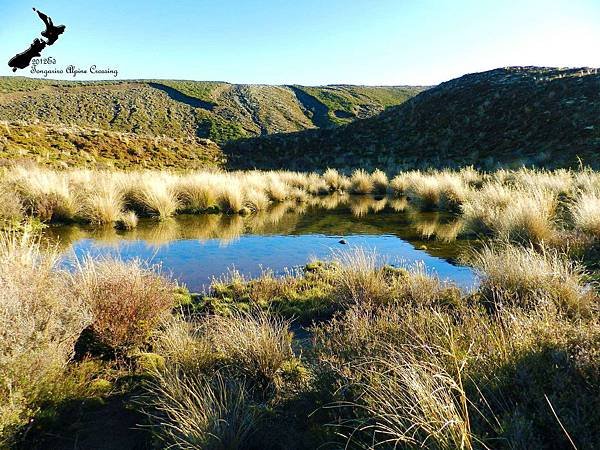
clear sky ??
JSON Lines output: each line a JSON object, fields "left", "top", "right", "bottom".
{"left": 1, "top": 0, "right": 599, "bottom": 85}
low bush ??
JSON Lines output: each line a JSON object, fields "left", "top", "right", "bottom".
{"left": 71, "top": 257, "right": 175, "bottom": 351}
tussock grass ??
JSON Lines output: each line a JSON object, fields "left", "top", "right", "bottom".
{"left": 217, "top": 183, "right": 244, "bottom": 213}
{"left": 143, "top": 310, "right": 297, "bottom": 447}
{"left": 175, "top": 175, "right": 217, "bottom": 212}
{"left": 8, "top": 167, "right": 80, "bottom": 222}
{"left": 371, "top": 169, "right": 389, "bottom": 194}
{"left": 71, "top": 257, "right": 175, "bottom": 351}
{"left": 571, "top": 190, "right": 600, "bottom": 238}
{"left": 80, "top": 179, "right": 124, "bottom": 224}
{"left": 116, "top": 210, "right": 138, "bottom": 230}
{"left": 330, "top": 247, "right": 389, "bottom": 305}
{"left": 0, "top": 229, "right": 90, "bottom": 444}
{"left": 0, "top": 188, "right": 23, "bottom": 228}
{"left": 470, "top": 242, "right": 597, "bottom": 316}
{"left": 143, "top": 371, "right": 258, "bottom": 450}
{"left": 129, "top": 177, "right": 180, "bottom": 219}
{"left": 335, "top": 344, "right": 474, "bottom": 450}
{"left": 154, "top": 310, "right": 293, "bottom": 389}
{"left": 462, "top": 184, "right": 558, "bottom": 243}
{"left": 323, "top": 168, "right": 348, "bottom": 191}
{"left": 350, "top": 169, "right": 374, "bottom": 194}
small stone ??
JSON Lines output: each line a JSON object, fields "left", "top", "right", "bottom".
{"left": 339, "top": 239, "right": 347, "bottom": 244}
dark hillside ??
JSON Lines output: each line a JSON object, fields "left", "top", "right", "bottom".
{"left": 225, "top": 67, "right": 600, "bottom": 171}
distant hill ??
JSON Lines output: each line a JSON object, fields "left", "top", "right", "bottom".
{"left": 0, "top": 77, "right": 422, "bottom": 169}
{"left": 0, "top": 77, "right": 422, "bottom": 141}
{"left": 225, "top": 67, "right": 600, "bottom": 171}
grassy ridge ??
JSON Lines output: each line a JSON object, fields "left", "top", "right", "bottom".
{"left": 0, "top": 77, "right": 421, "bottom": 169}
{"left": 0, "top": 77, "right": 421, "bottom": 143}
{"left": 0, "top": 122, "right": 223, "bottom": 170}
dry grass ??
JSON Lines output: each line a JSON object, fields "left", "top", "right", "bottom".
{"left": 143, "top": 310, "right": 296, "bottom": 447}
{"left": 571, "top": 190, "right": 600, "bottom": 238}
{"left": 462, "top": 184, "right": 558, "bottom": 243}
{"left": 371, "top": 169, "right": 389, "bottom": 194}
{"left": 335, "top": 344, "right": 474, "bottom": 450}
{"left": 0, "top": 188, "right": 23, "bottom": 228}
{"left": 71, "top": 257, "right": 175, "bottom": 350}
{"left": 80, "top": 179, "right": 124, "bottom": 224}
{"left": 175, "top": 175, "right": 217, "bottom": 212}
{"left": 330, "top": 247, "right": 390, "bottom": 305}
{"left": 115, "top": 210, "right": 139, "bottom": 230}
{"left": 129, "top": 177, "right": 180, "bottom": 219}
{"left": 143, "top": 370, "right": 259, "bottom": 450}
{"left": 323, "top": 168, "right": 348, "bottom": 191}
{"left": 470, "top": 242, "right": 597, "bottom": 317}
{"left": 350, "top": 169, "right": 375, "bottom": 194}
{"left": 0, "top": 229, "right": 90, "bottom": 444}
{"left": 200, "top": 310, "right": 293, "bottom": 388}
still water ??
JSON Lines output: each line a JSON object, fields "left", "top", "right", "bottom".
{"left": 42, "top": 196, "right": 477, "bottom": 292}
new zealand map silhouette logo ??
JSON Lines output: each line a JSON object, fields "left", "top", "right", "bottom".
{"left": 8, "top": 8, "right": 66, "bottom": 72}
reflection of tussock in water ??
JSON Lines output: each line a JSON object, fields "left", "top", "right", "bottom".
{"left": 44, "top": 195, "right": 469, "bottom": 259}
{"left": 409, "top": 210, "right": 465, "bottom": 242}
{"left": 389, "top": 197, "right": 409, "bottom": 212}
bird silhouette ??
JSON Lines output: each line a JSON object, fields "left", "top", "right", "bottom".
{"left": 8, "top": 38, "right": 47, "bottom": 72}
{"left": 33, "top": 7, "right": 66, "bottom": 45}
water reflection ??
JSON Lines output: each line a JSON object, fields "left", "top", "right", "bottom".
{"left": 43, "top": 195, "right": 476, "bottom": 291}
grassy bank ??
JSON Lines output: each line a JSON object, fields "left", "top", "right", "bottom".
{"left": 1, "top": 224, "right": 599, "bottom": 448}
{"left": 2, "top": 166, "right": 599, "bottom": 248}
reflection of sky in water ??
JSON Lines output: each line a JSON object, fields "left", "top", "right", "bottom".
{"left": 62, "top": 233, "right": 477, "bottom": 292}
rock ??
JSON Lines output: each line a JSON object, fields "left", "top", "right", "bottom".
{"left": 339, "top": 239, "right": 347, "bottom": 244}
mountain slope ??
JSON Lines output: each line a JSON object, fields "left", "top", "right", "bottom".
{"left": 225, "top": 67, "right": 600, "bottom": 171}
{"left": 0, "top": 121, "right": 223, "bottom": 170}
{"left": 0, "top": 78, "right": 423, "bottom": 143}
{"left": 0, "top": 77, "right": 422, "bottom": 169}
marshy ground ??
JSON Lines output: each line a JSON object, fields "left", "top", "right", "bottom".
{"left": 1, "top": 166, "right": 599, "bottom": 449}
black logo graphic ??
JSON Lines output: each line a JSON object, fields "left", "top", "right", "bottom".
{"left": 8, "top": 8, "right": 66, "bottom": 72}
{"left": 34, "top": 8, "right": 66, "bottom": 46}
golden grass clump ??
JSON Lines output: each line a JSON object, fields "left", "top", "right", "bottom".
{"left": 570, "top": 190, "right": 600, "bottom": 238}
{"left": 331, "top": 247, "right": 390, "bottom": 305}
{"left": 9, "top": 167, "right": 80, "bottom": 222}
{"left": 462, "top": 184, "right": 558, "bottom": 243}
{"left": 154, "top": 310, "right": 294, "bottom": 389}
{"left": 217, "top": 183, "right": 244, "bottom": 213}
{"left": 389, "top": 171, "right": 416, "bottom": 195}
{"left": 265, "top": 175, "right": 290, "bottom": 202}
{"left": 71, "top": 257, "right": 175, "bottom": 350}
{"left": 349, "top": 169, "right": 374, "bottom": 194}
{"left": 371, "top": 169, "right": 389, "bottom": 194}
{"left": 0, "top": 229, "right": 90, "bottom": 444}
{"left": 471, "top": 242, "right": 597, "bottom": 316}
{"left": 0, "top": 188, "right": 23, "bottom": 228}
{"left": 80, "top": 179, "right": 124, "bottom": 224}
{"left": 336, "top": 345, "right": 474, "bottom": 450}
{"left": 115, "top": 210, "right": 139, "bottom": 230}
{"left": 174, "top": 175, "right": 217, "bottom": 212}
{"left": 129, "top": 176, "right": 180, "bottom": 219}
{"left": 143, "top": 310, "right": 296, "bottom": 447}
{"left": 200, "top": 310, "right": 293, "bottom": 388}
{"left": 323, "top": 168, "right": 349, "bottom": 191}
{"left": 494, "top": 187, "right": 558, "bottom": 243}
{"left": 143, "top": 371, "right": 258, "bottom": 450}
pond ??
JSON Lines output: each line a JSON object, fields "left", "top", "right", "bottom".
{"left": 42, "top": 196, "right": 478, "bottom": 292}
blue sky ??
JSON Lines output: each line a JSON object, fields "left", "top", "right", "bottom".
{"left": 1, "top": 0, "right": 599, "bottom": 85}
